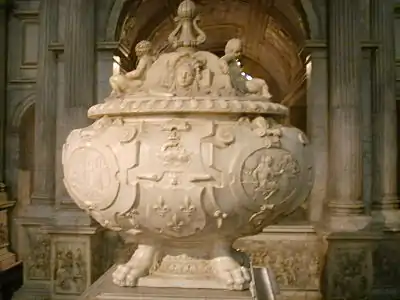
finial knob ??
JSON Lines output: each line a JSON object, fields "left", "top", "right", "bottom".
{"left": 168, "top": 0, "right": 206, "bottom": 50}
{"left": 177, "top": 0, "right": 197, "bottom": 19}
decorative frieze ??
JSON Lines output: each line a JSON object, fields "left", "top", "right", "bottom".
{"left": 235, "top": 235, "right": 322, "bottom": 291}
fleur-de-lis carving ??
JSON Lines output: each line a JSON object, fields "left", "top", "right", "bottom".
{"left": 167, "top": 214, "right": 185, "bottom": 232}
{"left": 214, "top": 210, "right": 228, "bottom": 228}
{"left": 153, "top": 197, "right": 170, "bottom": 217}
{"left": 180, "top": 197, "right": 196, "bottom": 216}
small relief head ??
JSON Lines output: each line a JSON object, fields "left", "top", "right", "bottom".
{"left": 176, "top": 62, "right": 196, "bottom": 88}
{"left": 135, "top": 40, "right": 152, "bottom": 57}
{"left": 225, "top": 38, "right": 242, "bottom": 58}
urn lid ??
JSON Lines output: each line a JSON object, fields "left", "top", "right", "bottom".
{"left": 88, "top": 0, "right": 288, "bottom": 119}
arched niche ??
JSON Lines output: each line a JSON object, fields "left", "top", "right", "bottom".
{"left": 9, "top": 95, "right": 36, "bottom": 206}
{"left": 104, "top": 0, "right": 321, "bottom": 225}
{"left": 18, "top": 105, "right": 35, "bottom": 173}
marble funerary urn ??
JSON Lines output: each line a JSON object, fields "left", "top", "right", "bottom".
{"left": 62, "top": 0, "right": 313, "bottom": 292}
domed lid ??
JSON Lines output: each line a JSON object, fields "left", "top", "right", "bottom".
{"left": 88, "top": 0, "right": 288, "bottom": 119}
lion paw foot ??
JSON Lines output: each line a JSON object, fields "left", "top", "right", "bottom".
{"left": 212, "top": 256, "right": 251, "bottom": 290}
{"left": 112, "top": 245, "right": 157, "bottom": 287}
{"left": 112, "top": 264, "right": 149, "bottom": 287}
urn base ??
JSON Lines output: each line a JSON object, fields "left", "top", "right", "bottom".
{"left": 81, "top": 265, "right": 254, "bottom": 300}
{"left": 111, "top": 243, "right": 252, "bottom": 291}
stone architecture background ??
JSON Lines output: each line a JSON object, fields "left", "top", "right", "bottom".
{"left": 0, "top": 0, "right": 398, "bottom": 299}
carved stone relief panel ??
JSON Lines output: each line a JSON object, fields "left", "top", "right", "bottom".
{"left": 326, "top": 242, "right": 372, "bottom": 300}
{"left": 24, "top": 227, "right": 51, "bottom": 281}
{"left": 235, "top": 236, "right": 322, "bottom": 290}
{"left": 372, "top": 240, "right": 400, "bottom": 289}
{"left": 52, "top": 238, "right": 88, "bottom": 295}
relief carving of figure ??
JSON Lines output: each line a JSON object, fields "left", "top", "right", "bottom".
{"left": 220, "top": 39, "right": 272, "bottom": 99}
{"left": 109, "top": 40, "right": 155, "bottom": 96}
{"left": 252, "top": 155, "right": 274, "bottom": 190}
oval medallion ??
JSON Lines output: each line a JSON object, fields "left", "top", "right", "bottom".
{"left": 240, "top": 148, "right": 300, "bottom": 206}
{"left": 64, "top": 147, "right": 119, "bottom": 210}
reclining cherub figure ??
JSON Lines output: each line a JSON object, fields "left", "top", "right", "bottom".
{"left": 219, "top": 38, "right": 272, "bottom": 99}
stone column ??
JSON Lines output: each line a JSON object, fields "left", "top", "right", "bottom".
{"left": 64, "top": 0, "right": 95, "bottom": 109}
{"left": 305, "top": 45, "right": 329, "bottom": 224}
{"left": 328, "top": 0, "right": 367, "bottom": 229}
{"left": 370, "top": 0, "right": 399, "bottom": 228}
{"left": 55, "top": 0, "right": 95, "bottom": 212}
{"left": 30, "top": 0, "right": 58, "bottom": 205}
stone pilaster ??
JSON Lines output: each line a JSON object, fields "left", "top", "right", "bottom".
{"left": 370, "top": 0, "right": 400, "bottom": 228}
{"left": 56, "top": 0, "right": 95, "bottom": 211}
{"left": 31, "top": 0, "right": 58, "bottom": 205}
{"left": 0, "top": 1, "right": 8, "bottom": 185}
{"left": 64, "top": 0, "right": 95, "bottom": 109}
{"left": 305, "top": 45, "right": 328, "bottom": 225}
{"left": 327, "top": 0, "right": 368, "bottom": 230}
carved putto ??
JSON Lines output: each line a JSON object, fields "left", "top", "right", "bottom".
{"left": 62, "top": 0, "right": 313, "bottom": 293}
{"left": 109, "top": 40, "right": 155, "bottom": 96}
{"left": 220, "top": 38, "right": 272, "bottom": 98}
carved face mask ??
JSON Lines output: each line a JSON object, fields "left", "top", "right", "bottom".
{"left": 176, "top": 64, "right": 195, "bottom": 88}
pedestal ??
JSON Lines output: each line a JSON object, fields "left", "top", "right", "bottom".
{"left": 43, "top": 226, "right": 104, "bottom": 300}
{"left": 80, "top": 266, "right": 254, "bottom": 300}
{"left": 0, "top": 184, "right": 18, "bottom": 270}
